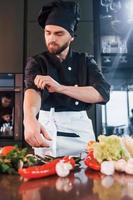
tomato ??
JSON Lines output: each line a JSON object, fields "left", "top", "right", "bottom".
{"left": 84, "top": 150, "right": 101, "bottom": 171}
{"left": 0, "top": 146, "right": 16, "bottom": 156}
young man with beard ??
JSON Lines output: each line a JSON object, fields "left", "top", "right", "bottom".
{"left": 23, "top": 0, "right": 110, "bottom": 154}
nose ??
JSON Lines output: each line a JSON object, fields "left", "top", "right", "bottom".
{"left": 49, "top": 34, "right": 56, "bottom": 42}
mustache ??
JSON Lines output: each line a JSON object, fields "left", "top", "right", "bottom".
{"left": 48, "top": 42, "right": 58, "bottom": 46}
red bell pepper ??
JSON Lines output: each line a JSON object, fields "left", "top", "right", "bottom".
{"left": 84, "top": 150, "right": 101, "bottom": 171}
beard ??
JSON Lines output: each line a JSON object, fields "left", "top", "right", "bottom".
{"left": 47, "top": 41, "right": 70, "bottom": 55}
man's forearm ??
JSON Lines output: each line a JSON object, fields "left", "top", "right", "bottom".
{"left": 59, "top": 85, "right": 104, "bottom": 103}
{"left": 23, "top": 89, "right": 41, "bottom": 122}
{"left": 33, "top": 75, "right": 104, "bottom": 103}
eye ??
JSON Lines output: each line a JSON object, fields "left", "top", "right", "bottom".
{"left": 56, "top": 32, "right": 64, "bottom": 36}
{"left": 45, "top": 31, "right": 51, "bottom": 35}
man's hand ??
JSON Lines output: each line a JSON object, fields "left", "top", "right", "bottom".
{"left": 24, "top": 117, "right": 52, "bottom": 147}
{"left": 34, "top": 75, "right": 63, "bottom": 93}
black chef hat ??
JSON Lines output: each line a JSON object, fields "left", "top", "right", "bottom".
{"left": 38, "top": 0, "right": 80, "bottom": 36}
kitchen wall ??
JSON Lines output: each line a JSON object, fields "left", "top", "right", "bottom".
{"left": 0, "top": 0, "right": 24, "bottom": 73}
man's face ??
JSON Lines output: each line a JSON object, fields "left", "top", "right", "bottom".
{"left": 2, "top": 114, "right": 11, "bottom": 122}
{"left": 1, "top": 97, "right": 11, "bottom": 107}
{"left": 44, "top": 25, "right": 74, "bottom": 55}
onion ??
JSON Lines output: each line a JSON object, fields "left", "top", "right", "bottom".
{"left": 101, "top": 161, "right": 115, "bottom": 175}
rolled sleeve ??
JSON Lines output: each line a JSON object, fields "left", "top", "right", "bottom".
{"left": 87, "top": 57, "right": 110, "bottom": 104}
{"left": 24, "top": 57, "right": 42, "bottom": 92}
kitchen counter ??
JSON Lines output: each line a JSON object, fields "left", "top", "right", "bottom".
{"left": 1, "top": 163, "right": 133, "bottom": 200}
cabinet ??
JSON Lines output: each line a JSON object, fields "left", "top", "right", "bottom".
{"left": 0, "top": 74, "right": 23, "bottom": 146}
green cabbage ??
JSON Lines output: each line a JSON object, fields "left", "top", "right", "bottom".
{"left": 93, "top": 135, "right": 131, "bottom": 163}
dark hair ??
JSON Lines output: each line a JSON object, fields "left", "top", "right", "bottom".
{"left": 0, "top": 92, "right": 12, "bottom": 100}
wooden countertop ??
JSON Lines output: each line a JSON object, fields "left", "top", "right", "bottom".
{"left": 0, "top": 166, "right": 133, "bottom": 200}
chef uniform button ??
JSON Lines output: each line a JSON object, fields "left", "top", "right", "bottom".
{"left": 68, "top": 67, "right": 72, "bottom": 71}
{"left": 75, "top": 101, "right": 79, "bottom": 105}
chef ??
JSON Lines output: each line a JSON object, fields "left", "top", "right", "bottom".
{"left": 23, "top": 0, "right": 110, "bottom": 155}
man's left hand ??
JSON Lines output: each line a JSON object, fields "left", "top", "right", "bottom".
{"left": 34, "top": 75, "right": 63, "bottom": 93}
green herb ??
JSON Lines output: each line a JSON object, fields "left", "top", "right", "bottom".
{"left": 0, "top": 146, "right": 37, "bottom": 174}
